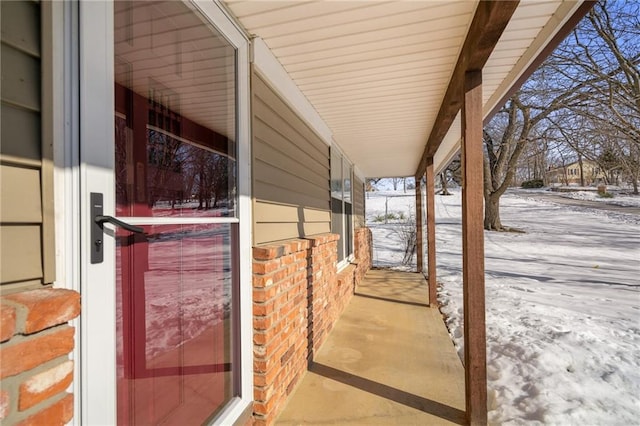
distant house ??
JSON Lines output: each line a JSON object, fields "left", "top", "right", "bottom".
{"left": 546, "top": 160, "right": 606, "bottom": 186}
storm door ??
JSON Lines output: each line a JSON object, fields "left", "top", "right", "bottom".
{"left": 113, "top": 2, "right": 239, "bottom": 423}
{"left": 79, "top": 1, "right": 251, "bottom": 424}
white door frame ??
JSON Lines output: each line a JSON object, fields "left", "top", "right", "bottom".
{"left": 77, "top": 1, "right": 253, "bottom": 423}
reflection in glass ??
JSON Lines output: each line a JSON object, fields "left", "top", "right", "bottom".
{"left": 330, "top": 148, "right": 343, "bottom": 200}
{"left": 114, "top": 0, "right": 236, "bottom": 218}
{"left": 114, "top": 1, "right": 239, "bottom": 423}
{"left": 116, "top": 224, "right": 235, "bottom": 424}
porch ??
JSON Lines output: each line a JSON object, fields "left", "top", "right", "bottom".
{"left": 276, "top": 269, "right": 465, "bottom": 425}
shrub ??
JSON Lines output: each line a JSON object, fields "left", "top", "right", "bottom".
{"left": 521, "top": 179, "right": 544, "bottom": 188}
{"left": 372, "top": 215, "right": 386, "bottom": 223}
{"left": 372, "top": 213, "right": 399, "bottom": 223}
{"left": 392, "top": 211, "right": 417, "bottom": 265}
{"left": 599, "top": 192, "right": 614, "bottom": 198}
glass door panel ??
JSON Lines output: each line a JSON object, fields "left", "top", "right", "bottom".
{"left": 115, "top": 224, "right": 235, "bottom": 424}
{"left": 114, "top": 2, "right": 238, "bottom": 423}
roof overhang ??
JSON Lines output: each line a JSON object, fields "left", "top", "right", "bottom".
{"left": 223, "top": 0, "right": 591, "bottom": 178}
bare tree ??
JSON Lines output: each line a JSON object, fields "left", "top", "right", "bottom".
{"left": 483, "top": 91, "right": 570, "bottom": 230}
{"left": 366, "top": 178, "right": 382, "bottom": 193}
{"left": 546, "top": 0, "right": 640, "bottom": 192}
{"left": 438, "top": 156, "right": 460, "bottom": 196}
{"left": 439, "top": 173, "right": 452, "bottom": 195}
{"left": 483, "top": 0, "right": 639, "bottom": 231}
{"left": 517, "top": 134, "right": 549, "bottom": 185}
{"left": 391, "top": 177, "right": 403, "bottom": 191}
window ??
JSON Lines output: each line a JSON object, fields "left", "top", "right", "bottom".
{"left": 331, "top": 147, "right": 353, "bottom": 264}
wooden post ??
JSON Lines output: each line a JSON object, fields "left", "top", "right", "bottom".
{"left": 426, "top": 159, "right": 437, "bottom": 306}
{"left": 416, "top": 176, "right": 424, "bottom": 273}
{"left": 461, "top": 69, "right": 487, "bottom": 426}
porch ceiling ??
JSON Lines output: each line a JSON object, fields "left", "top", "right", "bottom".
{"left": 223, "top": 0, "right": 586, "bottom": 178}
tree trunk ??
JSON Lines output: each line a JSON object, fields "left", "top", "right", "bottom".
{"left": 484, "top": 196, "right": 502, "bottom": 231}
{"left": 440, "top": 173, "right": 452, "bottom": 195}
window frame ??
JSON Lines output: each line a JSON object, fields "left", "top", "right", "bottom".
{"left": 330, "top": 145, "right": 354, "bottom": 269}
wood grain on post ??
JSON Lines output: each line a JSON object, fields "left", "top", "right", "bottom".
{"left": 416, "top": 177, "right": 424, "bottom": 273}
{"left": 462, "top": 69, "right": 487, "bottom": 426}
{"left": 426, "top": 159, "right": 437, "bottom": 306}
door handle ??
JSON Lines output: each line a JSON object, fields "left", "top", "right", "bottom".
{"left": 90, "top": 192, "right": 145, "bottom": 264}
{"left": 95, "top": 215, "right": 144, "bottom": 234}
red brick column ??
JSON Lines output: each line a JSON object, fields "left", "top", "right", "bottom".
{"left": 251, "top": 231, "right": 373, "bottom": 425}
{"left": 354, "top": 227, "right": 373, "bottom": 286}
{"left": 252, "top": 239, "right": 312, "bottom": 426}
{"left": 0, "top": 288, "right": 80, "bottom": 425}
{"left": 306, "top": 234, "right": 339, "bottom": 357}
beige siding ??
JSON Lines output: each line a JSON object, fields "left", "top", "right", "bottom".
{"left": 0, "top": 226, "right": 43, "bottom": 283}
{"left": 1, "top": 1, "right": 54, "bottom": 290}
{"left": 353, "top": 176, "right": 365, "bottom": 228}
{"left": 252, "top": 70, "right": 330, "bottom": 245}
{"left": 0, "top": 1, "right": 40, "bottom": 56}
{"left": 1, "top": 104, "right": 41, "bottom": 161}
{"left": 0, "top": 165, "right": 42, "bottom": 222}
{"left": 1, "top": 43, "right": 41, "bottom": 111}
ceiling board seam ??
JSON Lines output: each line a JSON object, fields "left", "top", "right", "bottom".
{"left": 272, "top": 24, "right": 469, "bottom": 61}
{"left": 284, "top": 46, "right": 462, "bottom": 73}
{"left": 265, "top": 8, "right": 474, "bottom": 50}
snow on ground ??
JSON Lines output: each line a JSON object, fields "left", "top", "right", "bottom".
{"left": 366, "top": 188, "right": 640, "bottom": 425}
{"left": 559, "top": 190, "right": 640, "bottom": 207}
{"left": 115, "top": 224, "right": 233, "bottom": 371}
{"left": 366, "top": 192, "right": 417, "bottom": 271}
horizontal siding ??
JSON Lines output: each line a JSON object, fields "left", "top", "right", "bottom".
{"left": 254, "top": 222, "right": 331, "bottom": 245}
{"left": 254, "top": 203, "right": 330, "bottom": 224}
{"left": 0, "top": 1, "right": 40, "bottom": 56}
{"left": 1, "top": 43, "right": 41, "bottom": 111}
{"left": 0, "top": 225, "right": 43, "bottom": 283}
{"left": 252, "top": 70, "right": 330, "bottom": 245}
{"left": 253, "top": 75, "right": 328, "bottom": 156}
{"left": 0, "top": 165, "right": 42, "bottom": 222}
{"left": 353, "top": 176, "right": 365, "bottom": 228}
{"left": 254, "top": 161, "right": 328, "bottom": 202}
{"left": 0, "top": 104, "right": 41, "bottom": 161}
{"left": 1, "top": 0, "right": 48, "bottom": 289}
{"left": 253, "top": 125, "right": 328, "bottom": 182}
{"left": 254, "top": 181, "right": 328, "bottom": 213}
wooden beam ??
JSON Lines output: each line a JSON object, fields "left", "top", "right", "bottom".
{"left": 415, "top": 0, "right": 519, "bottom": 179}
{"left": 461, "top": 70, "right": 487, "bottom": 426}
{"left": 416, "top": 178, "right": 424, "bottom": 273}
{"left": 425, "top": 159, "right": 437, "bottom": 306}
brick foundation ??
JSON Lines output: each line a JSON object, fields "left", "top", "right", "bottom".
{"left": 0, "top": 289, "right": 80, "bottom": 425}
{"left": 251, "top": 228, "right": 373, "bottom": 425}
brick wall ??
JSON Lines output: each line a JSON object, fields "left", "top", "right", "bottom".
{"left": 354, "top": 227, "right": 373, "bottom": 286}
{"left": 251, "top": 229, "right": 372, "bottom": 426}
{"left": 0, "top": 289, "right": 80, "bottom": 425}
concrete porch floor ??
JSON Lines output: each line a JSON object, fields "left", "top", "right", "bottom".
{"left": 276, "top": 269, "right": 466, "bottom": 425}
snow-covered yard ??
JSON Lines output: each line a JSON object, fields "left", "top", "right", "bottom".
{"left": 366, "top": 188, "right": 640, "bottom": 425}
{"left": 560, "top": 189, "right": 640, "bottom": 208}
